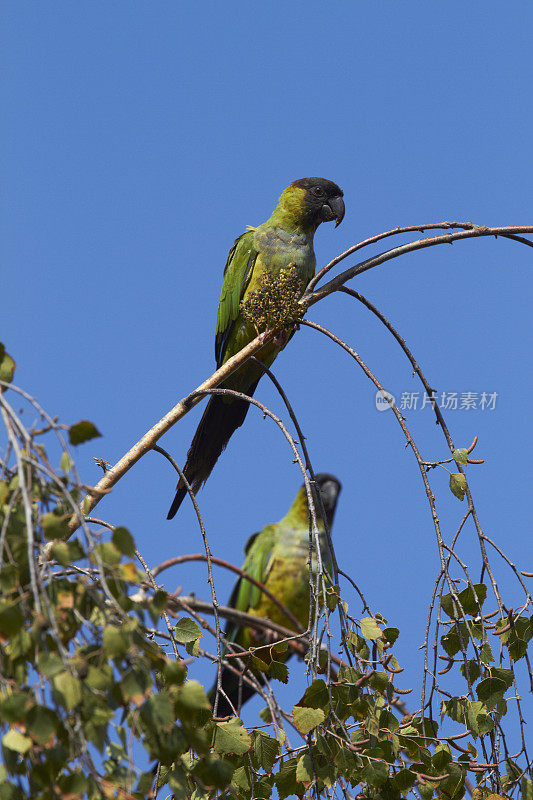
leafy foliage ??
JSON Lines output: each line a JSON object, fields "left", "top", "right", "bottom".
{"left": 0, "top": 351, "right": 531, "bottom": 800}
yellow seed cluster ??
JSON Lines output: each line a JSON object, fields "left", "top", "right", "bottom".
{"left": 240, "top": 264, "right": 305, "bottom": 332}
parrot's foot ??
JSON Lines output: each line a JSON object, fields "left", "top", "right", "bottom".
{"left": 272, "top": 325, "right": 296, "bottom": 349}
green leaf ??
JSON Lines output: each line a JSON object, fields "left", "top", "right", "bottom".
{"left": 0, "top": 693, "right": 31, "bottom": 723}
{"left": 67, "top": 539, "right": 85, "bottom": 562}
{"left": 449, "top": 472, "right": 467, "bottom": 500}
{"left": 136, "top": 772, "right": 155, "bottom": 797}
{"left": 275, "top": 758, "right": 303, "bottom": 800}
{"left": 41, "top": 512, "right": 70, "bottom": 540}
{"left": 293, "top": 705, "right": 325, "bottom": 735}
{"left": 360, "top": 616, "right": 383, "bottom": 639}
{"left": 439, "top": 762, "right": 464, "bottom": 798}
{"left": 459, "top": 583, "right": 487, "bottom": 614}
{"left": 68, "top": 420, "right": 102, "bottom": 445}
{"left": 452, "top": 448, "right": 468, "bottom": 464}
{"left": 174, "top": 617, "right": 202, "bottom": 643}
{"left": 120, "top": 670, "right": 149, "bottom": 704}
{"left": 249, "top": 653, "right": 268, "bottom": 672}
{"left": 59, "top": 451, "right": 73, "bottom": 473}
{"left": 378, "top": 708, "right": 399, "bottom": 733}
{"left": 480, "top": 642, "right": 494, "bottom": 664}
{"left": 441, "top": 583, "right": 487, "bottom": 617}
{"left": 183, "top": 636, "right": 198, "bottom": 655}
{"left": 192, "top": 756, "right": 234, "bottom": 790}
{"left": 213, "top": 718, "right": 252, "bottom": 755}
{"left": 2, "top": 729, "right": 32, "bottom": 754}
{"left": 231, "top": 764, "right": 251, "bottom": 792}
{"left": 0, "top": 345, "right": 16, "bottom": 383}
{"left": 467, "top": 700, "right": 494, "bottom": 737}
{"left": 363, "top": 760, "right": 389, "bottom": 786}
{"left": 490, "top": 667, "right": 514, "bottom": 689}
{"left": 163, "top": 659, "right": 187, "bottom": 686}
{"left": 299, "top": 678, "right": 329, "bottom": 710}
{"left": 383, "top": 626, "right": 399, "bottom": 645}
{"left": 53, "top": 671, "right": 82, "bottom": 710}
{"left": 460, "top": 659, "right": 481, "bottom": 683}
{"left": 253, "top": 731, "right": 279, "bottom": 774}
{"left": 38, "top": 651, "right": 64, "bottom": 678}
{"left": 103, "top": 625, "right": 129, "bottom": 658}
{"left": 112, "top": 526, "right": 136, "bottom": 557}
{"left": 50, "top": 541, "right": 70, "bottom": 566}
{"left": 254, "top": 775, "right": 275, "bottom": 799}
{"left": 175, "top": 680, "right": 210, "bottom": 712}
{"left": 0, "top": 601, "right": 24, "bottom": 637}
{"left": 508, "top": 636, "right": 528, "bottom": 661}
{"left": 57, "top": 772, "right": 88, "bottom": 797}
{"left": 26, "top": 707, "right": 58, "bottom": 745}
{"left": 348, "top": 631, "right": 370, "bottom": 659}
{"left": 432, "top": 744, "right": 452, "bottom": 771}
{"left": 369, "top": 671, "right": 389, "bottom": 693}
{"left": 94, "top": 541, "right": 121, "bottom": 566}
{"left": 268, "top": 660, "right": 289, "bottom": 683}
{"left": 272, "top": 639, "right": 288, "bottom": 656}
{"left": 521, "top": 777, "right": 533, "bottom": 800}
{"left": 0, "top": 564, "right": 17, "bottom": 594}
{"left": 392, "top": 768, "right": 416, "bottom": 792}
{"left": 325, "top": 584, "right": 340, "bottom": 611}
{"left": 149, "top": 588, "right": 168, "bottom": 614}
{"left": 295, "top": 752, "right": 313, "bottom": 785}
{"left": 476, "top": 676, "right": 507, "bottom": 709}
{"left": 86, "top": 665, "right": 113, "bottom": 691}
{"left": 440, "top": 631, "right": 460, "bottom": 658}
{"left": 141, "top": 693, "right": 174, "bottom": 730}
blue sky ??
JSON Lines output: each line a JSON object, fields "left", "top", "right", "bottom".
{"left": 3, "top": 1, "right": 532, "bottom": 731}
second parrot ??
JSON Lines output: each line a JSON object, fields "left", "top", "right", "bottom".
{"left": 211, "top": 473, "right": 341, "bottom": 717}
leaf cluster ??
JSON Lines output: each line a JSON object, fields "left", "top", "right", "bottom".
{"left": 1, "top": 353, "right": 532, "bottom": 800}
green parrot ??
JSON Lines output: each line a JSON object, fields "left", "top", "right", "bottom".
{"left": 167, "top": 178, "right": 344, "bottom": 518}
{"left": 210, "top": 473, "right": 341, "bottom": 717}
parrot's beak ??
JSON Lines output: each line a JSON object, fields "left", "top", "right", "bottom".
{"left": 307, "top": 473, "right": 342, "bottom": 528}
{"left": 321, "top": 195, "right": 345, "bottom": 227}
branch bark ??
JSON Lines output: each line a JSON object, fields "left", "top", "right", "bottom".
{"left": 67, "top": 331, "right": 276, "bottom": 534}
{"left": 67, "top": 223, "right": 532, "bottom": 533}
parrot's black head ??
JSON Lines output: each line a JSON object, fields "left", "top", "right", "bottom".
{"left": 311, "top": 473, "right": 342, "bottom": 529}
{"left": 280, "top": 177, "right": 345, "bottom": 230}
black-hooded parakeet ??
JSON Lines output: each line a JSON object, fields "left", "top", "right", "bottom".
{"left": 211, "top": 473, "right": 341, "bottom": 717}
{"left": 167, "top": 179, "right": 344, "bottom": 518}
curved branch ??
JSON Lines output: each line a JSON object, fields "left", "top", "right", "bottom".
{"left": 171, "top": 595, "right": 411, "bottom": 715}
{"left": 304, "top": 225, "right": 533, "bottom": 305}
{"left": 66, "top": 331, "right": 276, "bottom": 535}
{"left": 65, "top": 222, "right": 532, "bottom": 533}
{"left": 306, "top": 220, "right": 484, "bottom": 293}
{"left": 150, "top": 444, "right": 224, "bottom": 693}
{"left": 151, "top": 552, "right": 304, "bottom": 632}
{"left": 171, "top": 594, "right": 308, "bottom": 652}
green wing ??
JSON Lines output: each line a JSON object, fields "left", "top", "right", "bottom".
{"left": 225, "top": 526, "right": 277, "bottom": 643}
{"left": 215, "top": 230, "right": 258, "bottom": 368}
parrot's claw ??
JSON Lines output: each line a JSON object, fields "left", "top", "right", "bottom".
{"left": 273, "top": 328, "right": 291, "bottom": 349}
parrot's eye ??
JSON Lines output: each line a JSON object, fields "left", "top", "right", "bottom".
{"left": 312, "top": 186, "right": 325, "bottom": 197}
